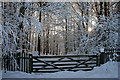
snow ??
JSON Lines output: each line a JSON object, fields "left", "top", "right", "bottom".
{"left": 100, "top": 48, "right": 104, "bottom": 52}
{"left": 2, "top": 61, "right": 118, "bottom": 78}
{"left": 31, "top": 51, "right": 39, "bottom": 56}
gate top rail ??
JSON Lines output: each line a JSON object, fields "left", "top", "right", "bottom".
{"left": 32, "top": 54, "right": 98, "bottom": 58}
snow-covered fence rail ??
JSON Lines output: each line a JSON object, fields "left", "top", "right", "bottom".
{"left": 100, "top": 48, "right": 120, "bottom": 64}
{"left": 32, "top": 54, "right": 100, "bottom": 73}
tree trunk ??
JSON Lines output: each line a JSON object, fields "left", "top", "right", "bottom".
{"left": 65, "top": 18, "right": 68, "bottom": 54}
{"left": 38, "top": 2, "right": 41, "bottom": 55}
{"left": 18, "top": 3, "right": 25, "bottom": 50}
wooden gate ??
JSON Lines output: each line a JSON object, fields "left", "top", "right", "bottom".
{"left": 32, "top": 54, "right": 99, "bottom": 73}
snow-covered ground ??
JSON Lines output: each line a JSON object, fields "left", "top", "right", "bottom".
{"left": 0, "top": 66, "right": 2, "bottom": 79}
{"left": 2, "top": 61, "right": 118, "bottom": 78}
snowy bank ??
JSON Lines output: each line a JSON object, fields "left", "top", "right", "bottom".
{"left": 2, "top": 61, "right": 118, "bottom": 78}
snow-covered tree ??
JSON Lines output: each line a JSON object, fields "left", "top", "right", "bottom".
{"left": 2, "top": 2, "right": 42, "bottom": 71}
{"left": 71, "top": 2, "right": 119, "bottom": 54}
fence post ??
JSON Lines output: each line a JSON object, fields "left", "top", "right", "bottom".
{"left": 1, "top": 57, "right": 2, "bottom": 70}
{"left": 117, "top": 49, "right": 120, "bottom": 61}
{"left": 29, "top": 54, "right": 33, "bottom": 74}
{"left": 16, "top": 52, "right": 20, "bottom": 71}
{"left": 25, "top": 53, "right": 28, "bottom": 73}
{"left": 96, "top": 54, "right": 100, "bottom": 66}
{"left": 100, "top": 52, "right": 105, "bottom": 64}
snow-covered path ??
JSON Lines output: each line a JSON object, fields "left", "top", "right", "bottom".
{"left": 2, "top": 61, "right": 118, "bottom": 78}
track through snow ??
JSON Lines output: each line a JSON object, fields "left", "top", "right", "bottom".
{"left": 2, "top": 61, "right": 118, "bottom": 78}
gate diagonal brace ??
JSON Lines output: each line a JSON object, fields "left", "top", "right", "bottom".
{"left": 67, "top": 57, "right": 81, "bottom": 63}
{"left": 33, "top": 58, "right": 65, "bottom": 71}
{"left": 51, "top": 57, "right": 65, "bottom": 64}
{"left": 67, "top": 57, "right": 89, "bottom": 67}
{"left": 68, "top": 57, "right": 94, "bottom": 71}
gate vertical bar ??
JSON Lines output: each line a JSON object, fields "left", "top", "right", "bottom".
{"left": 29, "top": 54, "right": 33, "bottom": 73}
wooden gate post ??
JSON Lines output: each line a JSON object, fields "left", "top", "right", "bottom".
{"left": 29, "top": 54, "right": 33, "bottom": 73}
{"left": 96, "top": 54, "right": 100, "bottom": 66}
{"left": 100, "top": 52, "right": 105, "bottom": 64}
